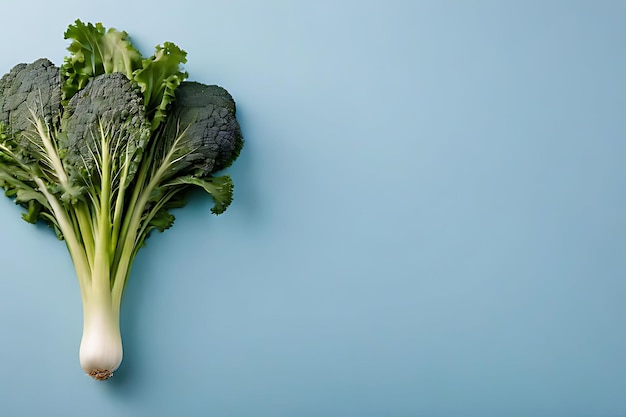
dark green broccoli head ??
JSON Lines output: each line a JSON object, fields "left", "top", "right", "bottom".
{"left": 0, "top": 58, "right": 62, "bottom": 132}
{"left": 60, "top": 72, "right": 151, "bottom": 181}
{"left": 162, "top": 81, "right": 243, "bottom": 177}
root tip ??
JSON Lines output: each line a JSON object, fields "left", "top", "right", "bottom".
{"left": 88, "top": 369, "right": 114, "bottom": 380}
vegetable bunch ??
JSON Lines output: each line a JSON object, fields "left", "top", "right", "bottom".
{"left": 0, "top": 20, "right": 243, "bottom": 380}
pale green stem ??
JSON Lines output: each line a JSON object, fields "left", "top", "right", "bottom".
{"left": 74, "top": 202, "right": 96, "bottom": 271}
{"left": 93, "top": 124, "right": 112, "bottom": 290}
{"left": 34, "top": 177, "right": 91, "bottom": 296}
{"left": 31, "top": 113, "right": 69, "bottom": 186}
{"left": 110, "top": 146, "right": 131, "bottom": 256}
{"left": 110, "top": 141, "right": 181, "bottom": 310}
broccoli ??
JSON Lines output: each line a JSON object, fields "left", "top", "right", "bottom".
{"left": 60, "top": 72, "right": 151, "bottom": 181}
{"left": 0, "top": 58, "right": 62, "bottom": 133}
{"left": 161, "top": 82, "right": 243, "bottom": 177}
{"left": 0, "top": 20, "right": 243, "bottom": 380}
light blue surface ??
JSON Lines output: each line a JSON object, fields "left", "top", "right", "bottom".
{"left": 0, "top": 1, "right": 625, "bottom": 416}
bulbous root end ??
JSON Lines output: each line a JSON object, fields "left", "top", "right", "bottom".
{"left": 87, "top": 369, "right": 114, "bottom": 380}
{"left": 79, "top": 305, "right": 123, "bottom": 381}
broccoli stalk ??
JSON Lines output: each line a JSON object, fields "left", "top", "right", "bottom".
{"left": 0, "top": 20, "right": 243, "bottom": 380}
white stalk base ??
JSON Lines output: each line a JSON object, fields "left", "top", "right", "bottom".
{"left": 79, "top": 307, "right": 123, "bottom": 380}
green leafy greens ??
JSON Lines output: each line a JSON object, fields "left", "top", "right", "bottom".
{"left": 0, "top": 20, "right": 243, "bottom": 380}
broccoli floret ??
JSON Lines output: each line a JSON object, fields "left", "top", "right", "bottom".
{"left": 60, "top": 72, "right": 151, "bottom": 182}
{"left": 0, "top": 59, "right": 63, "bottom": 224}
{"left": 0, "top": 58, "right": 62, "bottom": 133}
{"left": 162, "top": 82, "right": 243, "bottom": 177}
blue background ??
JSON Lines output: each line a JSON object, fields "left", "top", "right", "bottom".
{"left": 0, "top": 1, "right": 625, "bottom": 416}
